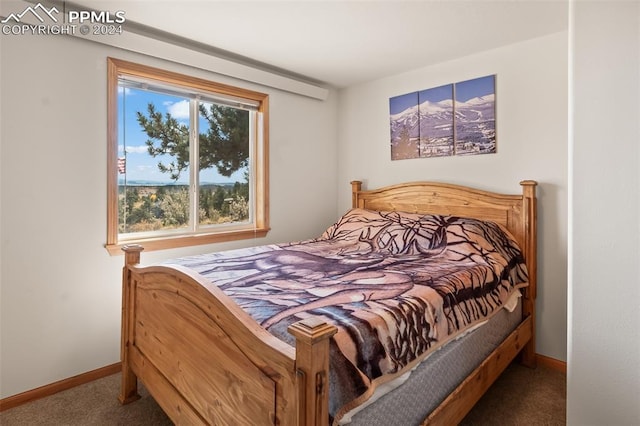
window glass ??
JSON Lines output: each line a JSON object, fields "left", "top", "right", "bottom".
{"left": 106, "top": 58, "right": 269, "bottom": 254}
{"left": 118, "top": 88, "right": 191, "bottom": 236}
{"left": 197, "top": 101, "right": 251, "bottom": 229}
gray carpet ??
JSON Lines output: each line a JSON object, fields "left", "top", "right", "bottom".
{"left": 460, "top": 363, "right": 566, "bottom": 426}
{"left": 1, "top": 363, "right": 565, "bottom": 425}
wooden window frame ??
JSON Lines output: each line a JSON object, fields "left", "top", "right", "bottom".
{"left": 106, "top": 58, "right": 269, "bottom": 255}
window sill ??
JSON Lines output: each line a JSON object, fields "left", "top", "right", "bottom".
{"left": 105, "top": 227, "right": 270, "bottom": 256}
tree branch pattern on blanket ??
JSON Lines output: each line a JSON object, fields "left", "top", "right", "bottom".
{"left": 171, "top": 208, "right": 528, "bottom": 423}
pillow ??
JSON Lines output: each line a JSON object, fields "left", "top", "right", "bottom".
{"left": 319, "top": 208, "right": 450, "bottom": 256}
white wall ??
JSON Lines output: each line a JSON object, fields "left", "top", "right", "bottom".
{"left": 337, "top": 32, "right": 569, "bottom": 361}
{"left": 0, "top": 33, "right": 338, "bottom": 398}
{"left": 568, "top": 1, "right": 640, "bottom": 424}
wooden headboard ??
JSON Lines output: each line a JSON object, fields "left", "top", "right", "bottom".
{"left": 351, "top": 180, "right": 538, "bottom": 300}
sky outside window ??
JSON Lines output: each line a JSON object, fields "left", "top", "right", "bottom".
{"left": 118, "top": 86, "right": 246, "bottom": 185}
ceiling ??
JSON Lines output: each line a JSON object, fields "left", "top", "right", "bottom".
{"left": 71, "top": 0, "right": 569, "bottom": 88}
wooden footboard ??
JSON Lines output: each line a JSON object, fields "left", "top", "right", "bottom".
{"left": 119, "top": 245, "right": 336, "bottom": 425}
{"left": 119, "top": 180, "right": 536, "bottom": 425}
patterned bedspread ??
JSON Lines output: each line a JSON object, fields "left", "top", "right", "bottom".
{"left": 170, "top": 208, "right": 529, "bottom": 423}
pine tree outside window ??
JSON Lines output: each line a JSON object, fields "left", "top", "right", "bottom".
{"left": 106, "top": 58, "right": 269, "bottom": 254}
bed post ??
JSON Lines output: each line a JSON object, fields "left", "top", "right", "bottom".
{"left": 351, "top": 180, "right": 362, "bottom": 208}
{"left": 119, "top": 244, "right": 143, "bottom": 404}
{"left": 519, "top": 180, "right": 537, "bottom": 368}
{"left": 288, "top": 317, "right": 338, "bottom": 426}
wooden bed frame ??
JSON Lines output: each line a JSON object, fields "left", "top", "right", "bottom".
{"left": 119, "top": 180, "right": 537, "bottom": 425}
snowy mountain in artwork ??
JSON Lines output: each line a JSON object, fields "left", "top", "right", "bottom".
{"left": 390, "top": 89, "right": 495, "bottom": 159}
{"left": 390, "top": 105, "right": 421, "bottom": 140}
{"left": 418, "top": 99, "right": 455, "bottom": 157}
{"left": 390, "top": 98, "right": 455, "bottom": 141}
{"left": 455, "top": 94, "right": 496, "bottom": 155}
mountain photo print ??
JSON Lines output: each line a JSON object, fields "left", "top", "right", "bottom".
{"left": 389, "top": 75, "right": 496, "bottom": 160}
{"left": 389, "top": 91, "right": 420, "bottom": 160}
{"left": 454, "top": 75, "right": 496, "bottom": 155}
{"left": 418, "top": 84, "right": 454, "bottom": 158}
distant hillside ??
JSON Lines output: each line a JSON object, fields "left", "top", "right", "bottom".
{"left": 118, "top": 179, "right": 236, "bottom": 187}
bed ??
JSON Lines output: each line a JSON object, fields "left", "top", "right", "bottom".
{"left": 118, "top": 179, "right": 537, "bottom": 425}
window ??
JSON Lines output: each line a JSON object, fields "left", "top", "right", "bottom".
{"left": 106, "top": 58, "right": 269, "bottom": 254}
